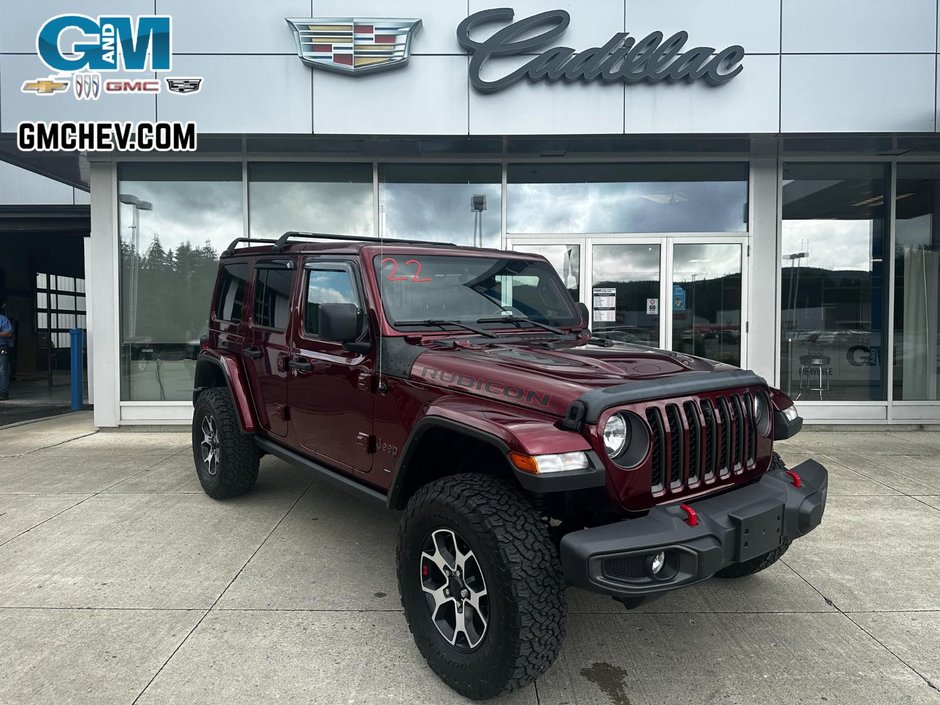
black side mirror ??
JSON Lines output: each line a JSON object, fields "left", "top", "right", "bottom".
{"left": 575, "top": 302, "right": 590, "bottom": 328}
{"left": 319, "top": 303, "right": 360, "bottom": 344}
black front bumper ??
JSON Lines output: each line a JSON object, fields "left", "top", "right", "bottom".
{"left": 559, "top": 460, "right": 828, "bottom": 599}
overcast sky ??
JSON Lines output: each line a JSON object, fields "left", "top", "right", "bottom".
{"left": 119, "top": 180, "right": 242, "bottom": 254}
{"left": 507, "top": 181, "right": 747, "bottom": 234}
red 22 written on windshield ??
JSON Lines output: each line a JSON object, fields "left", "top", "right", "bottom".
{"left": 17, "top": 121, "right": 197, "bottom": 152}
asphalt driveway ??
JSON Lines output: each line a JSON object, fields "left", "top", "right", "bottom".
{"left": 0, "top": 412, "right": 938, "bottom": 705}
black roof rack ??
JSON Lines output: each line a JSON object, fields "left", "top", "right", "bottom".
{"left": 271, "top": 231, "right": 456, "bottom": 253}
{"left": 222, "top": 237, "right": 277, "bottom": 257}
{"left": 222, "top": 232, "right": 457, "bottom": 258}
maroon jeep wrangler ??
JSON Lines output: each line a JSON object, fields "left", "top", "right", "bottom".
{"left": 192, "top": 232, "right": 827, "bottom": 700}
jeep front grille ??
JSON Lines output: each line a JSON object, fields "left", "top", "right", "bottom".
{"left": 645, "top": 392, "right": 758, "bottom": 495}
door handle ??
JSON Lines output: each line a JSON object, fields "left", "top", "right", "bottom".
{"left": 288, "top": 358, "right": 314, "bottom": 373}
{"left": 244, "top": 346, "right": 263, "bottom": 360}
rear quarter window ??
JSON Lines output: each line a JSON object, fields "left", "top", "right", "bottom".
{"left": 215, "top": 263, "right": 249, "bottom": 322}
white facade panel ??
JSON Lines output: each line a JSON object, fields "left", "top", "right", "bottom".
{"left": 0, "top": 0, "right": 155, "bottom": 54}
{"left": 156, "top": 0, "right": 310, "bottom": 54}
{"left": 626, "top": 0, "right": 781, "bottom": 55}
{"left": 157, "top": 55, "right": 312, "bottom": 134}
{"left": 88, "top": 161, "right": 120, "bottom": 428}
{"left": 781, "top": 54, "right": 936, "bottom": 133}
{"left": 0, "top": 161, "right": 75, "bottom": 205}
{"left": 469, "top": 0, "right": 625, "bottom": 50}
{"left": 313, "top": 55, "right": 468, "bottom": 135}
{"left": 470, "top": 61, "right": 624, "bottom": 135}
{"left": 782, "top": 0, "right": 937, "bottom": 53}
{"left": 0, "top": 55, "right": 157, "bottom": 132}
{"left": 120, "top": 403, "right": 192, "bottom": 424}
{"left": 624, "top": 54, "right": 779, "bottom": 134}
{"left": 314, "top": 0, "right": 467, "bottom": 55}
{"left": 799, "top": 404, "right": 888, "bottom": 422}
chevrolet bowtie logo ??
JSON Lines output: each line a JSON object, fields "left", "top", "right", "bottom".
{"left": 22, "top": 77, "right": 69, "bottom": 95}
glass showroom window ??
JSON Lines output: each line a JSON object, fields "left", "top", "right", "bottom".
{"left": 894, "top": 164, "right": 940, "bottom": 401}
{"left": 780, "top": 163, "right": 889, "bottom": 402}
{"left": 380, "top": 164, "right": 502, "bottom": 247}
{"left": 507, "top": 163, "right": 748, "bottom": 234}
{"left": 118, "top": 163, "right": 243, "bottom": 402}
{"left": 35, "top": 273, "right": 87, "bottom": 372}
{"left": 248, "top": 163, "right": 373, "bottom": 238}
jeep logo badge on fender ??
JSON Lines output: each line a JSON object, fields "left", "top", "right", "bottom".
{"left": 456, "top": 8, "right": 745, "bottom": 94}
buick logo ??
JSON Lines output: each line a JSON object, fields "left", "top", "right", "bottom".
{"left": 285, "top": 17, "right": 422, "bottom": 75}
{"left": 73, "top": 72, "right": 102, "bottom": 100}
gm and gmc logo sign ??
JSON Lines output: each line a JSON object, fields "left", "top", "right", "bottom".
{"left": 36, "top": 14, "right": 171, "bottom": 72}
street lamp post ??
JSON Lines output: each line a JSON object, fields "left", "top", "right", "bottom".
{"left": 119, "top": 194, "right": 153, "bottom": 340}
{"left": 471, "top": 194, "right": 486, "bottom": 248}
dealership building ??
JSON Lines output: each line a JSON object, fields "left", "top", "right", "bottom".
{"left": 2, "top": 0, "right": 940, "bottom": 428}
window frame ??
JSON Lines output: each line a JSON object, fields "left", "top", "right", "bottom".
{"left": 298, "top": 258, "right": 368, "bottom": 344}
{"left": 214, "top": 262, "right": 250, "bottom": 323}
{"left": 250, "top": 259, "right": 296, "bottom": 332}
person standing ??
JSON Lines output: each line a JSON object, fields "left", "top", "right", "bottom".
{"left": 0, "top": 310, "right": 13, "bottom": 401}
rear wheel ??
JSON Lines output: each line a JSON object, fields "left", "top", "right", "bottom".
{"left": 397, "top": 474, "right": 566, "bottom": 700}
{"left": 715, "top": 452, "right": 791, "bottom": 578}
{"left": 192, "top": 388, "right": 259, "bottom": 499}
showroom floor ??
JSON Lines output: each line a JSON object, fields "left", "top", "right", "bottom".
{"left": 0, "top": 413, "right": 938, "bottom": 705}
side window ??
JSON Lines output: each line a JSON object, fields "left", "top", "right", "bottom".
{"left": 305, "top": 268, "right": 360, "bottom": 337}
{"left": 252, "top": 267, "right": 293, "bottom": 330}
{"left": 215, "top": 263, "right": 249, "bottom": 322}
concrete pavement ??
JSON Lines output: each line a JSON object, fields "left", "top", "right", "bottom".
{"left": 0, "top": 412, "right": 938, "bottom": 704}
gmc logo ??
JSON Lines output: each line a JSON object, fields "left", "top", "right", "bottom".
{"left": 104, "top": 79, "right": 160, "bottom": 93}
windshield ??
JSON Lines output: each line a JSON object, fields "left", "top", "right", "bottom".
{"left": 374, "top": 254, "right": 581, "bottom": 329}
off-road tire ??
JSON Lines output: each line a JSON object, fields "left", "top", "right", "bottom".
{"left": 397, "top": 474, "right": 566, "bottom": 700}
{"left": 715, "top": 452, "right": 791, "bottom": 578}
{"left": 192, "top": 388, "right": 260, "bottom": 499}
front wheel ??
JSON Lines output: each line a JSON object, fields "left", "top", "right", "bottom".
{"left": 397, "top": 474, "right": 566, "bottom": 700}
{"left": 192, "top": 388, "right": 259, "bottom": 499}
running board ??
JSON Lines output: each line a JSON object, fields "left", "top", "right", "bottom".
{"left": 255, "top": 436, "right": 387, "bottom": 507}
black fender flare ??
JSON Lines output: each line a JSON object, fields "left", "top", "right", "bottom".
{"left": 192, "top": 352, "right": 258, "bottom": 433}
{"left": 387, "top": 416, "right": 606, "bottom": 510}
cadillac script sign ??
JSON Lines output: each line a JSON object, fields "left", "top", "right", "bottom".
{"left": 286, "top": 9, "right": 744, "bottom": 91}
{"left": 457, "top": 9, "right": 745, "bottom": 93}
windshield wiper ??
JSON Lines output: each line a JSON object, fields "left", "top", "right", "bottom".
{"left": 394, "top": 319, "right": 497, "bottom": 338}
{"left": 476, "top": 316, "right": 565, "bottom": 334}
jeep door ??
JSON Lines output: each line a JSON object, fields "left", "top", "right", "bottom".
{"left": 244, "top": 259, "right": 295, "bottom": 438}
{"left": 288, "top": 259, "right": 374, "bottom": 475}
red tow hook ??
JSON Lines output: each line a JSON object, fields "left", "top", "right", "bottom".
{"left": 785, "top": 470, "right": 803, "bottom": 488}
{"left": 679, "top": 503, "right": 698, "bottom": 527}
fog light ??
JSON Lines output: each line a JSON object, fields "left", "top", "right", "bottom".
{"left": 648, "top": 551, "right": 666, "bottom": 576}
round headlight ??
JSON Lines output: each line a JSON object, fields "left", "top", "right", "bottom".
{"left": 753, "top": 393, "right": 771, "bottom": 435}
{"left": 603, "top": 414, "right": 629, "bottom": 457}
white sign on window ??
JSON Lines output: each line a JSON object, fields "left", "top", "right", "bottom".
{"left": 593, "top": 287, "right": 616, "bottom": 310}
{"left": 646, "top": 298, "right": 659, "bottom": 315}
{"left": 593, "top": 309, "right": 616, "bottom": 323}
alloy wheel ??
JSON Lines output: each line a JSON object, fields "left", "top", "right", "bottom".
{"left": 419, "top": 528, "right": 489, "bottom": 651}
{"left": 200, "top": 414, "right": 220, "bottom": 477}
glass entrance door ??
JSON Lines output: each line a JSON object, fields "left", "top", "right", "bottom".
{"left": 510, "top": 237, "right": 747, "bottom": 367}
{"left": 670, "top": 242, "right": 744, "bottom": 367}
{"left": 591, "top": 243, "right": 661, "bottom": 347}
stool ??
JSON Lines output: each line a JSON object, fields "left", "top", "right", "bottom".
{"left": 798, "top": 355, "right": 832, "bottom": 400}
